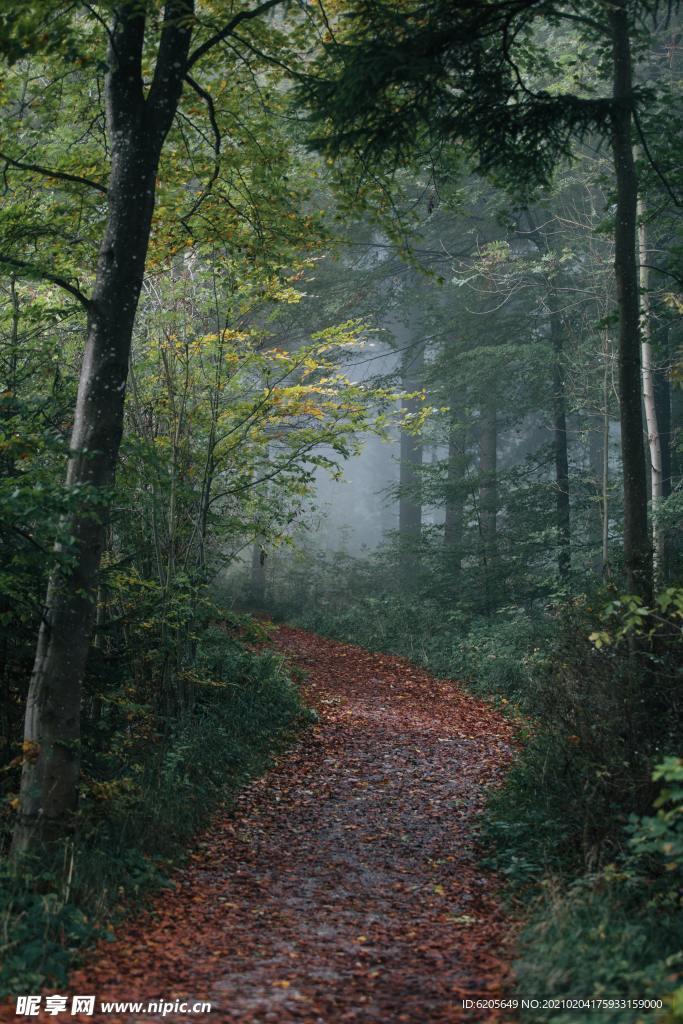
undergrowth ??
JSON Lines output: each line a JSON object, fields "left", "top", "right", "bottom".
{"left": 0, "top": 622, "right": 308, "bottom": 996}
{"left": 255, "top": 560, "right": 683, "bottom": 1023}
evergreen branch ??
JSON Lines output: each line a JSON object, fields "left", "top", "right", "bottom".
{"left": 0, "top": 151, "right": 106, "bottom": 193}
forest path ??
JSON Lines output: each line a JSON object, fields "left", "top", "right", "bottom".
{"left": 72, "top": 626, "right": 516, "bottom": 1023}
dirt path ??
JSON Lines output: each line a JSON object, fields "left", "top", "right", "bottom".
{"left": 45, "top": 627, "right": 517, "bottom": 1023}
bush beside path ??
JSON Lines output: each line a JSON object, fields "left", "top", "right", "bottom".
{"left": 14, "top": 626, "right": 517, "bottom": 1024}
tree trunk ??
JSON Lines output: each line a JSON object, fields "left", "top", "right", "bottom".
{"left": 609, "top": 0, "right": 653, "bottom": 601}
{"left": 654, "top": 335, "right": 672, "bottom": 503}
{"left": 479, "top": 395, "right": 498, "bottom": 609}
{"left": 588, "top": 416, "right": 602, "bottom": 571}
{"left": 444, "top": 408, "right": 466, "bottom": 588}
{"left": 550, "top": 308, "right": 570, "bottom": 581}
{"left": 251, "top": 540, "right": 267, "bottom": 607}
{"left": 637, "top": 197, "right": 665, "bottom": 585}
{"left": 12, "top": 3, "right": 193, "bottom": 858}
{"left": 398, "top": 343, "right": 424, "bottom": 582}
{"left": 601, "top": 389, "right": 611, "bottom": 578}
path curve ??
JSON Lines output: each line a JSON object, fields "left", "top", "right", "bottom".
{"left": 32, "top": 627, "right": 517, "bottom": 1023}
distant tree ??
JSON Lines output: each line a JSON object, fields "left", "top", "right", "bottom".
{"left": 300, "top": 0, "right": 683, "bottom": 601}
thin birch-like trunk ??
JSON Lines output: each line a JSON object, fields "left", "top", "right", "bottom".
{"left": 637, "top": 195, "right": 665, "bottom": 585}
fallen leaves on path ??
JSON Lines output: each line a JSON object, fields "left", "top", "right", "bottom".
{"left": 12, "top": 627, "right": 518, "bottom": 1023}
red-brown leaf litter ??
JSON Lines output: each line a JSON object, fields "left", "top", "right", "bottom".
{"left": 12, "top": 626, "right": 519, "bottom": 1023}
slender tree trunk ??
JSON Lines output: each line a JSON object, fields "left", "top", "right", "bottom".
{"left": 589, "top": 415, "right": 604, "bottom": 575}
{"left": 444, "top": 404, "right": 466, "bottom": 588}
{"left": 399, "top": 343, "right": 424, "bottom": 582}
{"left": 550, "top": 308, "right": 571, "bottom": 581}
{"left": 251, "top": 540, "right": 267, "bottom": 607}
{"left": 12, "top": 3, "right": 193, "bottom": 858}
{"left": 654, "top": 334, "right": 671, "bottom": 502}
{"left": 602, "top": 386, "right": 611, "bottom": 578}
{"left": 0, "top": 278, "right": 20, "bottom": 762}
{"left": 479, "top": 394, "right": 497, "bottom": 608}
{"left": 637, "top": 197, "right": 665, "bottom": 585}
{"left": 609, "top": 0, "right": 653, "bottom": 601}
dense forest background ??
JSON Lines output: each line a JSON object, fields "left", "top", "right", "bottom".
{"left": 0, "top": 0, "right": 682, "bottom": 1019}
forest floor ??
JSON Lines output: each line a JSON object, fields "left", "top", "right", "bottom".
{"left": 19, "top": 626, "right": 518, "bottom": 1024}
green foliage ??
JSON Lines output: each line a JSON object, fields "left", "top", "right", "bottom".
{"left": 484, "top": 593, "right": 683, "bottom": 875}
{"left": 515, "top": 871, "right": 683, "bottom": 1023}
{"left": 628, "top": 757, "right": 683, "bottom": 881}
{"left": 268, "top": 547, "right": 683, "bottom": 1011}
{"left": 0, "top": 626, "right": 307, "bottom": 996}
{"left": 300, "top": 0, "right": 618, "bottom": 195}
{"left": 514, "top": 758, "right": 683, "bottom": 1022}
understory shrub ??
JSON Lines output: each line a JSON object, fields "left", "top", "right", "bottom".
{"left": 259, "top": 551, "right": 683, "bottom": 1020}
{"left": 484, "top": 595, "right": 683, "bottom": 1023}
{"left": 514, "top": 757, "right": 683, "bottom": 1023}
{"left": 0, "top": 625, "right": 308, "bottom": 996}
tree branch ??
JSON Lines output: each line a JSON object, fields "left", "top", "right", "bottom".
{"left": 230, "top": 30, "right": 304, "bottom": 78}
{"left": 633, "top": 107, "right": 682, "bottom": 208}
{"left": 0, "top": 151, "right": 107, "bottom": 192}
{"left": 181, "top": 73, "right": 221, "bottom": 228}
{"left": 0, "top": 253, "right": 91, "bottom": 310}
{"left": 186, "top": 0, "right": 284, "bottom": 70}
{"left": 3, "top": 524, "right": 53, "bottom": 557}
{"left": 147, "top": 0, "right": 195, "bottom": 139}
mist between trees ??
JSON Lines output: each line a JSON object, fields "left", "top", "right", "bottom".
{"left": 0, "top": 0, "right": 682, "bottom": 1017}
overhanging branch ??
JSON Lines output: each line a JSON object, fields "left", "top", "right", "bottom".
{"left": 0, "top": 253, "right": 91, "bottom": 310}
{"left": 182, "top": 73, "right": 221, "bottom": 227}
{"left": 0, "top": 151, "right": 107, "bottom": 193}
{"left": 187, "top": 0, "right": 284, "bottom": 69}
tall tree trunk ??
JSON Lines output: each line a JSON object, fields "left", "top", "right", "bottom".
{"left": 12, "top": 3, "right": 194, "bottom": 858}
{"left": 479, "top": 394, "right": 497, "bottom": 609}
{"left": 588, "top": 415, "right": 604, "bottom": 575}
{"left": 444, "top": 403, "right": 466, "bottom": 589}
{"left": 609, "top": 0, "right": 653, "bottom": 601}
{"left": 637, "top": 196, "right": 665, "bottom": 585}
{"left": 251, "top": 540, "right": 267, "bottom": 607}
{"left": 550, "top": 307, "right": 570, "bottom": 581}
{"left": 601, "top": 387, "right": 611, "bottom": 578}
{"left": 399, "top": 343, "right": 424, "bottom": 582}
{"left": 654, "top": 334, "right": 672, "bottom": 503}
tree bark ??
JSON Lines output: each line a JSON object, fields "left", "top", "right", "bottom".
{"left": 251, "top": 540, "right": 267, "bottom": 607}
{"left": 550, "top": 307, "right": 570, "bottom": 581}
{"left": 609, "top": 0, "right": 653, "bottom": 601}
{"left": 12, "top": 2, "right": 194, "bottom": 858}
{"left": 637, "top": 196, "right": 665, "bottom": 585}
{"left": 588, "top": 415, "right": 603, "bottom": 574}
{"left": 654, "top": 336, "right": 672, "bottom": 503}
{"left": 399, "top": 342, "right": 424, "bottom": 583}
{"left": 479, "top": 394, "right": 498, "bottom": 609}
{"left": 444, "top": 400, "right": 466, "bottom": 588}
